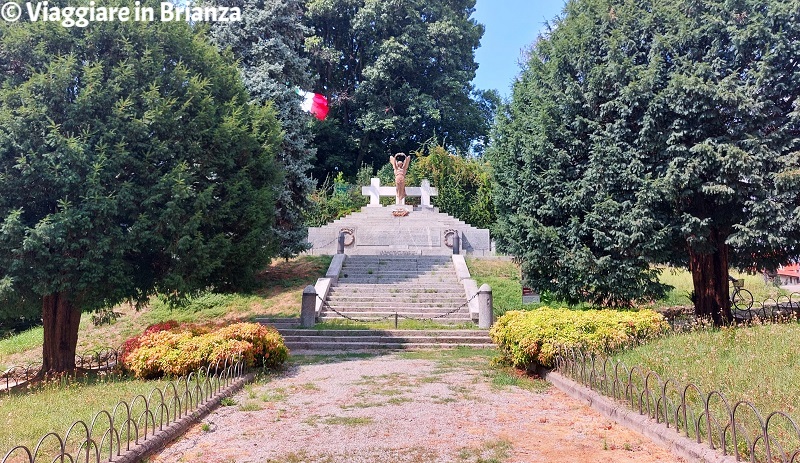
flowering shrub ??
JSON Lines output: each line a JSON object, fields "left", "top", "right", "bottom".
{"left": 119, "top": 320, "right": 180, "bottom": 366}
{"left": 122, "top": 322, "right": 288, "bottom": 378}
{"left": 490, "top": 307, "right": 669, "bottom": 369}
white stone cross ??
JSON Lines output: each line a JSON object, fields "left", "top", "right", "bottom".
{"left": 361, "top": 177, "right": 438, "bottom": 207}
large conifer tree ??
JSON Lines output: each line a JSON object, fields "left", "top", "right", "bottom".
{"left": 490, "top": 0, "right": 800, "bottom": 322}
{"left": 0, "top": 10, "right": 283, "bottom": 372}
{"left": 305, "top": 0, "right": 490, "bottom": 177}
{"left": 211, "top": 0, "right": 316, "bottom": 258}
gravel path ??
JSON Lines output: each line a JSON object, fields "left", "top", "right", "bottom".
{"left": 150, "top": 350, "right": 686, "bottom": 463}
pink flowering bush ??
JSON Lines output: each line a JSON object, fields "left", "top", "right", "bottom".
{"left": 122, "top": 322, "right": 288, "bottom": 379}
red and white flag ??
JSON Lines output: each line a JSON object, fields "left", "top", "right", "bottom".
{"left": 295, "top": 88, "right": 329, "bottom": 120}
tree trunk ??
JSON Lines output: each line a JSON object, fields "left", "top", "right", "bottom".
{"left": 688, "top": 232, "right": 733, "bottom": 326}
{"left": 355, "top": 134, "right": 370, "bottom": 170}
{"left": 41, "top": 293, "right": 82, "bottom": 373}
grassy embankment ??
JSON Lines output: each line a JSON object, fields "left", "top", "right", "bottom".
{"left": 0, "top": 255, "right": 331, "bottom": 453}
{"left": 469, "top": 258, "right": 800, "bottom": 423}
{"left": 467, "top": 258, "right": 790, "bottom": 313}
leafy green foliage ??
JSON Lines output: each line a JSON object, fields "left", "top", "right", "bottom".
{"left": 0, "top": 6, "right": 284, "bottom": 368}
{"left": 305, "top": 0, "right": 493, "bottom": 177}
{"left": 304, "top": 167, "right": 372, "bottom": 227}
{"left": 489, "top": 0, "right": 800, "bottom": 318}
{"left": 490, "top": 307, "right": 669, "bottom": 369}
{"left": 122, "top": 322, "right": 288, "bottom": 378}
{"left": 407, "top": 144, "right": 495, "bottom": 229}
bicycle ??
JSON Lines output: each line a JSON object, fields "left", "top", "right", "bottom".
{"left": 729, "top": 275, "right": 754, "bottom": 310}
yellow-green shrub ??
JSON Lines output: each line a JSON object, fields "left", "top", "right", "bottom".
{"left": 123, "top": 322, "right": 288, "bottom": 378}
{"left": 490, "top": 307, "right": 669, "bottom": 369}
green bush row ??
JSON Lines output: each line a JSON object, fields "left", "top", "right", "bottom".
{"left": 490, "top": 307, "right": 669, "bottom": 369}
{"left": 122, "top": 322, "right": 288, "bottom": 379}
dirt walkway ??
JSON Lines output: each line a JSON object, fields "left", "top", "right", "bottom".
{"left": 150, "top": 350, "right": 686, "bottom": 463}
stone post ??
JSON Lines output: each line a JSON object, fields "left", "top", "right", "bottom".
{"left": 453, "top": 232, "right": 460, "bottom": 255}
{"left": 301, "top": 285, "right": 317, "bottom": 328}
{"left": 478, "top": 284, "right": 493, "bottom": 329}
{"left": 337, "top": 231, "right": 345, "bottom": 254}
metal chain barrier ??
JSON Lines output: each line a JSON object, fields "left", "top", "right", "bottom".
{"left": 310, "top": 230, "right": 349, "bottom": 252}
{"left": 316, "top": 289, "right": 480, "bottom": 325}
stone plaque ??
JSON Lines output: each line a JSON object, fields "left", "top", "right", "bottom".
{"left": 357, "top": 228, "right": 441, "bottom": 247}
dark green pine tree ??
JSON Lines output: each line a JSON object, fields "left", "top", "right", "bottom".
{"left": 0, "top": 10, "right": 284, "bottom": 372}
{"left": 490, "top": 0, "right": 800, "bottom": 321}
{"left": 210, "top": 0, "right": 316, "bottom": 258}
{"left": 305, "top": 0, "right": 490, "bottom": 177}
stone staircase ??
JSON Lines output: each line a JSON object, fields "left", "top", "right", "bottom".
{"left": 321, "top": 255, "right": 472, "bottom": 323}
{"left": 253, "top": 319, "right": 494, "bottom": 352}
{"left": 253, "top": 252, "right": 494, "bottom": 352}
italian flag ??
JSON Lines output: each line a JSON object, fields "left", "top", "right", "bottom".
{"left": 296, "top": 88, "right": 329, "bottom": 120}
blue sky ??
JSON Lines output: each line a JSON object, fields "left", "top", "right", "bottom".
{"left": 472, "top": 0, "right": 567, "bottom": 98}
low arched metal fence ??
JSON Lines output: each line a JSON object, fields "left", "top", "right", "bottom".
{"left": 1, "top": 357, "right": 245, "bottom": 463}
{"left": 555, "top": 347, "right": 800, "bottom": 462}
{"left": 735, "top": 291, "right": 800, "bottom": 322}
{"left": 661, "top": 292, "right": 800, "bottom": 330}
{"left": 1, "top": 347, "right": 125, "bottom": 391}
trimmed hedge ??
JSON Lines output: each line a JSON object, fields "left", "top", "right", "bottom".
{"left": 490, "top": 307, "right": 669, "bottom": 369}
{"left": 122, "top": 322, "right": 288, "bottom": 378}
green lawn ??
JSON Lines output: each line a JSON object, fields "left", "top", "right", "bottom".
{"left": 466, "top": 258, "right": 790, "bottom": 313}
{"left": 0, "top": 327, "right": 43, "bottom": 367}
{"left": 465, "top": 258, "right": 524, "bottom": 316}
{"left": 657, "top": 266, "right": 789, "bottom": 307}
{"left": 0, "top": 255, "right": 333, "bottom": 456}
{"left": 0, "top": 375, "right": 171, "bottom": 455}
{"left": 611, "top": 322, "right": 800, "bottom": 458}
{"left": 615, "top": 323, "right": 800, "bottom": 417}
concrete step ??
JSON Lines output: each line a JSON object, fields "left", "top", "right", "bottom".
{"left": 254, "top": 317, "right": 301, "bottom": 329}
{"left": 327, "top": 298, "right": 466, "bottom": 305}
{"left": 319, "top": 254, "right": 473, "bottom": 327}
{"left": 329, "top": 284, "right": 464, "bottom": 292}
{"left": 278, "top": 329, "right": 488, "bottom": 337}
{"left": 342, "top": 256, "right": 452, "bottom": 262}
{"left": 282, "top": 334, "right": 490, "bottom": 344}
{"left": 338, "top": 267, "right": 455, "bottom": 273}
{"left": 318, "top": 313, "right": 472, "bottom": 323}
{"left": 320, "top": 304, "right": 469, "bottom": 318}
{"left": 326, "top": 297, "right": 466, "bottom": 305}
{"left": 326, "top": 295, "right": 466, "bottom": 304}
{"left": 285, "top": 341, "right": 495, "bottom": 351}
{"left": 321, "top": 306, "right": 470, "bottom": 313}
{"left": 339, "top": 266, "right": 454, "bottom": 272}
{"left": 335, "top": 278, "right": 460, "bottom": 285}
{"left": 337, "top": 272, "right": 457, "bottom": 278}
{"left": 281, "top": 328, "right": 493, "bottom": 351}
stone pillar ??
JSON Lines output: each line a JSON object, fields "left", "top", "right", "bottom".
{"left": 301, "top": 285, "right": 317, "bottom": 328}
{"left": 478, "top": 284, "right": 493, "bottom": 329}
{"left": 337, "top": 231, "right": 345, "bottom": 254}
{"left": 453, "top": 232, "right": 460, "bottom": 255}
